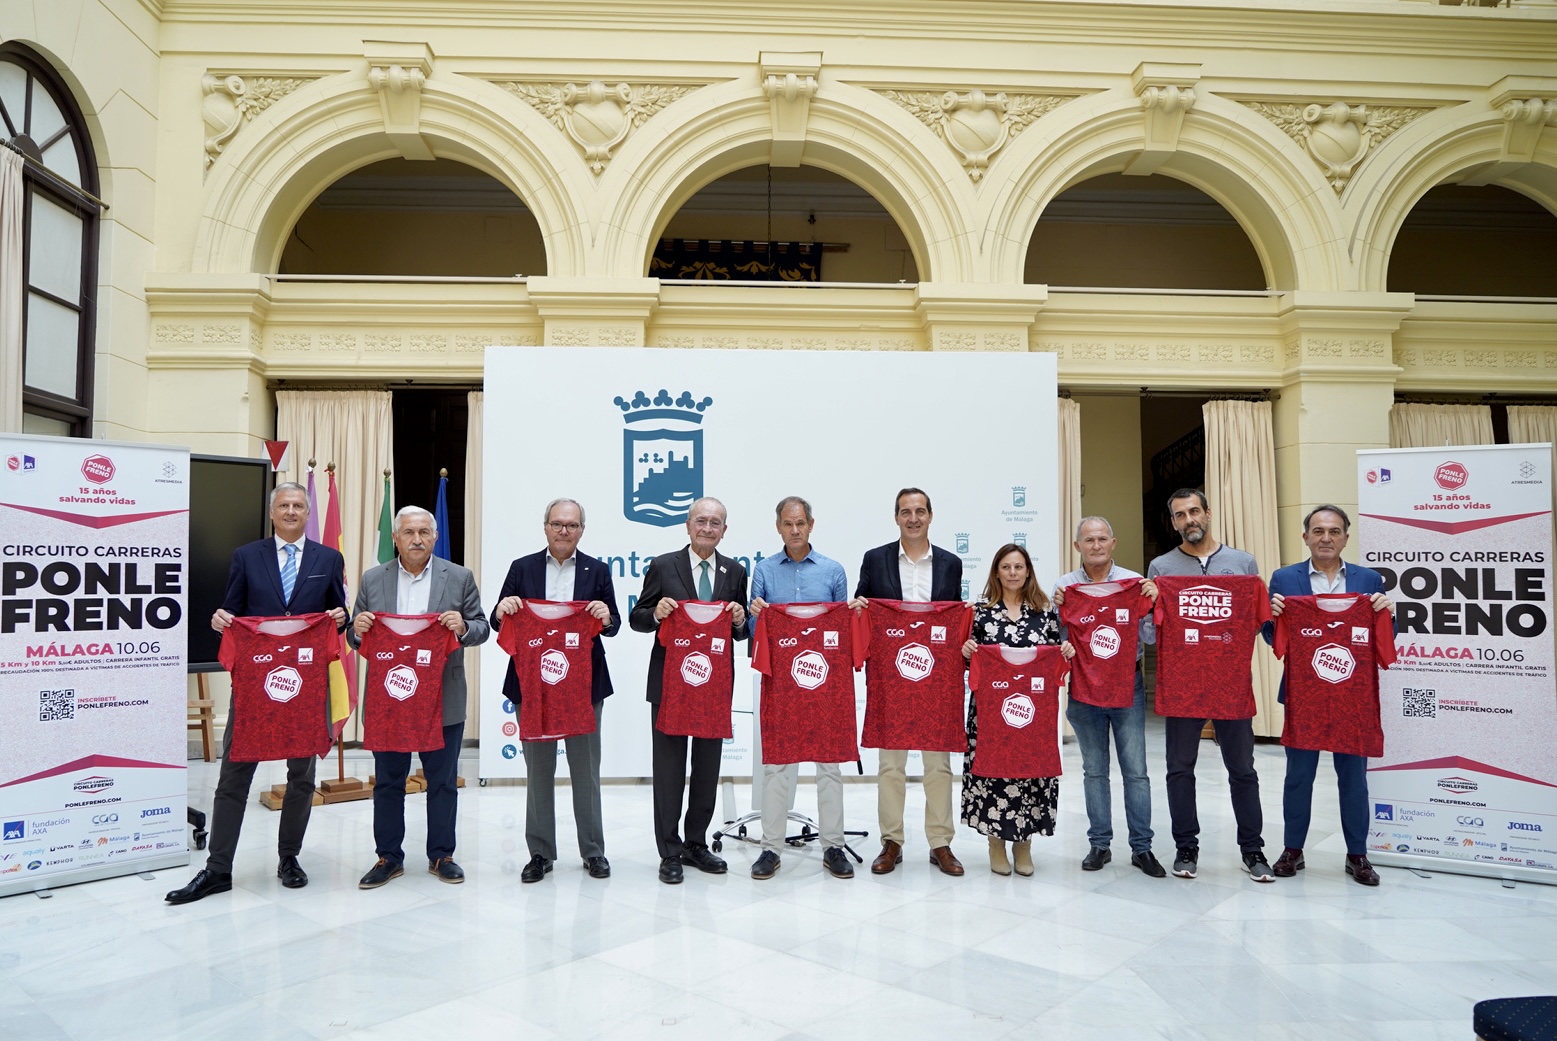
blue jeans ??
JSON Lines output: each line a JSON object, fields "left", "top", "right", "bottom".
{"left": 1282, "top": 747, "right": 1368, "bottom": 856}
{"left": 1065, "top": 668, "right": 1153, "bottom": 854}
{"left": 373, "top": 721, "right": 464, "bottom": 863}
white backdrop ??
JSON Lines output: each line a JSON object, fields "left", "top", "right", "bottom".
{"left": 478, "top": 347, "right": 1058, "bottom": 781}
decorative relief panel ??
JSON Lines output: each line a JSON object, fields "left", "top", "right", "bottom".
{"left": 1244, "top": 102, "right": 1428, "bottom": 192}
{"left": 1347, "top": 338, "right": 1387, "bottom": 358}
{"left": 364, "top": 334, "right": 403, "bottom": 353}
{"left": 154, "top": 324, "right": 195, "bottom": 344}
{"left": 201, "top": 324, "right": 242, "bottom": 344}
{"left": 1547, "top": 352, "right": 1557, "bottom": 369}
{"left": 410, "top": 334, "right": 446, "bottom": 353}
{"left": 317, "top": 333, "right": 357, "bottom": 353}
{"left": 649, "top": 334, "right": 918, "bottom": 351}
{"left": 1241, "top": 345, "right": 1275, "bottom": 365}
{"left": 1117, "top": 344, "right": 1151, "bottom": 362}
{"left": 1465, "top": 349, "right": 1500, "bottom": 368}
{"left": 501, "top": 81, "right": 698, "bottom": 174}
{"left": 272, "top": 333, "right": 312, "bottom": 352}
{"left": 201, "top": 74, "right": 316, "bottom": 171}
{"left": 1423, "top": 350, "right": 1459, "bottom": 367}
{"left": 1307, "top": 338, "right": 1344, "bottom": 358}
{"left": 879, "top": 90, "right": 1068, "bottom": 181}
{"left": 1199, "top": 344, "right": 1234, "bottom": 364}
{"left": 1508, "top": 351, "right": 1538, "bottom": 369}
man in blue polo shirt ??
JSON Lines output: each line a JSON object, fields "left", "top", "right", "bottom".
{"left": 747, "top": 495, "right": 853, "bottom": 881}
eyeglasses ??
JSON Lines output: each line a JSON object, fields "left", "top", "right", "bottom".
{"left": 546, "top": 522, "right": 583, "bottom": 533}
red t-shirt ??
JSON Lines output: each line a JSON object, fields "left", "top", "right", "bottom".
{"left": 656, "top": 600, "right": 737, "bottom": 739}
{"left": 1274, "top": 594, "right": 1396, "bottom": 757}
{"left": 969, "top": 644, "right": 1067, "bottom": 779}
{"left": 359, "top": 614, "right": 462, "bottom": 753}
{"left": 1057, "top": 579, "right": 1150, "bottom": 709}
{"left": 1152, "top": 575, "right": 1272, "bottom": 720}
{"left": 496, "top": 600, "right": 604, "bottom": 741}
{"left": 751, "top": 602, "right": 865, "bottom": 765}
{"left": 860, "top": 600, "right": 972, "bottom": 752}
{"left": 219, "top": 613, "right": 339, "bottom": 762}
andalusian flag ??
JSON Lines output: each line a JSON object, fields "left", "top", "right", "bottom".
{"left": 376, "top": 472, "right": 394, "bottom": 565}
{"left": 322, "top": 467, "right": 360, "bottom": 739}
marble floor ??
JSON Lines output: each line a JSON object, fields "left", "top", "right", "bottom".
{"left": 4, "top": 736, "right": 1556, "bottom": 1041}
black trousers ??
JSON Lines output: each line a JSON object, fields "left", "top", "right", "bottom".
{"left": 649, "top": 700, "right": 723, "bottom": 858}
{"left": 206, "top": 706, "right": 315, "bottom": 874}
{"left": 1164, "top": 715, "right": 1264, "bottom": 852}
{"left": 373, "top": 721, "right": 464, "bottom": 864}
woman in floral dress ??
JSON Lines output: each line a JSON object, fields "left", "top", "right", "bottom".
{"left": 960, "top": 542, "right": 1067, "bottom": 876}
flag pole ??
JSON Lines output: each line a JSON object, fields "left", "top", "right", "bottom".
{"left": 330, "top": 462, "right": 347, "bottom": 787}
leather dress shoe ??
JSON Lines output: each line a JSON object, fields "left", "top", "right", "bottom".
{"left": 585, "top": 855, "right": 611, "bottom": 879}
{"left": 680, "top": 844, "right": 727, "bottom": 874}
{"left": 1131, "top": 850, "right": 1167, "bottom": 878}
{"left": 164, "top": 868, "right": 232, "bottom": 904}
{"left": 277, "top": 855, "right": 308, "bottom": 889}
{"left": 1082, "top": 846, "right": 1112, "bottom": 871}
{"left": 659, "top": 856, "right": 684, "bottom": 884}
{"left": 871, "top": 840, "right": 903, "bottom": 874}
{"left": 751, "top": 850, "right": 780, "bottom": 879}
{"left": 823, "top": 846, "right": 854, "bottom": 879}
{"left": 520, "top": 853, "right": 552, "bottom": 883}
{"left": 928, "top": 846, "right": 964, "bottom": 876}
{"left": 429, "top": 857, "right": 465, "bottom": 883}
{"left": 358, "top": 857, "right": 404, "bottom": 889}
{"left": 1274, "top": 847, "right": 1305, "bottom": 878}
{"left": 1345, "top": 854, "right": 1380, "bottom": 887}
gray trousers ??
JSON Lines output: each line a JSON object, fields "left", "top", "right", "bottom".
{"left": 761, "top": 762, "right": 845, "bottom": 851}
{"left": 522, "top": 700, "right": 605, "bottom": 860}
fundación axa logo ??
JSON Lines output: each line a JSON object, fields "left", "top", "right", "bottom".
{"left": 614, "top": 388, "right": 714, "bottom": 528}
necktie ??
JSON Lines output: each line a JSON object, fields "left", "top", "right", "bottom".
{"left": 697, "top": 559, "right": 712, "bottom": 601}
{"left": 281, "top": 544, "right": 297, "bottom": 604}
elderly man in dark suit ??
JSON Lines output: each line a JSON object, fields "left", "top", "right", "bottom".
{"left": 630, "top": 497, "right": 749, "bottom": 884}
{"left": 491, "top": 497, "right": 620, "bottom": 882}
{"left": 1264, "top": 503, "right": 1393, "bottom": 887}
{"left": 166, "top": 481, "right": 347, "bottom": 904}
{"left": 850, "top": 487, "right": 965, "bottom": 877}
{"left": 349, "top": 506, "right": 489, "bottom": 888}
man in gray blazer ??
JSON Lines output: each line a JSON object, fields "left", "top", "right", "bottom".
{"left": 348, "top": 505, "right": 489, "bottom": 887}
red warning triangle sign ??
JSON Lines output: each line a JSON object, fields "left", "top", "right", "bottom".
{"left": 262, "top": 440, "right": 290, "bottom": 471}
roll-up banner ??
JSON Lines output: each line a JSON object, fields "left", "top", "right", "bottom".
{"left": 1358, "top": 444, "right": 1557, "bottom": 884}
{"left": 0, "top": 435, "right": 191, "bottom": 895}
{"left": 479, "top": 347, "right": 1059, "bottom": 781}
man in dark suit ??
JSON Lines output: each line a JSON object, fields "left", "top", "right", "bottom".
{"left": 1263, "top": 504, "right": 1393, "bottom": 887}
{"left": 491, "top": 497, "right": 620, "bottom": 882}
{"left": 349, "top": 506, "right": 489, "bottom": 888}
{"left": 629, "top": 497, "right": 749, "bottom": 884}
{"left": 850, "top": 487, "right": 966, "bottom": 877}
{"left": 166, "top": 481, "right": 348, "bottom": 904}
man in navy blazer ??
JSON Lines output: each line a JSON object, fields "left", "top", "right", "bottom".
{"left": 1262, "top": 504, "right": 1393, "bottom": 887}
{"left": 850, "top": 487, "right": 966, "bottom": 877}
{"left": 166, "top": 482, "right": 348, "bottom": 904}
{"left": 491, "top": 497, "right": 620, "bottom": 882}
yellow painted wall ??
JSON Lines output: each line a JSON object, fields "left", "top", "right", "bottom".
{"left": 1074, "top": 393, "right": 1145, "bottom": 575}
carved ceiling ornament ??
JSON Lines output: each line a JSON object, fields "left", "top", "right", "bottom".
{"left": 503, "top": 81, "right": 697, "bottom": 174}
{"left": 201, "top": 73, "right": 314, "bottom": 170}
{"left": 881, "top": 89, "right": 1067, "bottom": 182}
{"left": 1246, "top": 101, "right": 1429, "bottom": 192}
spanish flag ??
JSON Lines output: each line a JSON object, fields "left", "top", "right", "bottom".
{"left": 322, "top": 467, "right": 359, "bottom": 740}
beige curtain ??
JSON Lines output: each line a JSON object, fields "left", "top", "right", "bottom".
{"left": 276, "top": 390, "right": 394, "bottom": 741}
{"left": 464, "top": 391, "right": 484, "bottom": 733}
{"left": 1389, "top": 403, "right": 1494, "bottom": 448}
{"left": 1057, "top": 396, "right": 1082, "bottom": 575}
{"left": 1203, "top": 400, "right": 1283, "bottom": 736}
{"left": 0, "top": 148, "right": 23, "bottom": 432}
{"left": 1507, "top": 406, "right": 1557, "bottom": 446}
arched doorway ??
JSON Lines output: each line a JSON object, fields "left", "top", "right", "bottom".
{"left": 1387, "top": 184, "right": 1557, "bottom": 296}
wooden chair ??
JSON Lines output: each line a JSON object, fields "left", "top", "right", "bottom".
{"left": 188, "top": 674, "right": 215, "bottom": 762}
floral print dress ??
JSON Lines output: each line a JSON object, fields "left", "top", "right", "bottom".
{"left": 961, "top": 601, "right": 1061, "bottom": 841}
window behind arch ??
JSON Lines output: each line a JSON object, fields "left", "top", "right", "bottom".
{"left": 1, "top": 45, "right": 99, "bottom": 436}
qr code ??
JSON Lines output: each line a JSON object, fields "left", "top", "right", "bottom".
{"left": 40, "top": 689, "right": 75, "bottom": 721}
{"left": 1402, "top": 688, "right": 1436, "bottom": 718}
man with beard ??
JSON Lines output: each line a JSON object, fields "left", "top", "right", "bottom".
{"left": 1145, "top": 488, "right": 1274, "bottom": 884}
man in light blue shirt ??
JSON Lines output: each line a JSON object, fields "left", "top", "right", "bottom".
{"left": 748, "top": 496, "right": 853, "bottom": 880}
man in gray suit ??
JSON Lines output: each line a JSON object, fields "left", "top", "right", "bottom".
{"left": 349, "top": 505, "right": 489, "bottom": 887}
